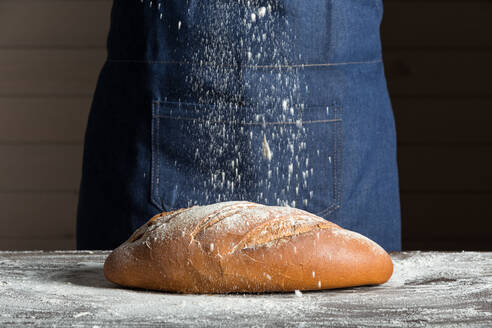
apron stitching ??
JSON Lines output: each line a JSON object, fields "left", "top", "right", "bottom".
{"left": 337, "top": 104, "right": 343, "bottom": 210}
{"left": 151, "top": 101, "right": 158, "bottom": 210}
{"left": 151, "top": 100, "right": 164, "bottom": 211}
{"left": 106, "top": 58, "right": 382, "bottom": 68}
{"left": 334, "top": 105, "right": 339, "bottom": 213}
{"left": 315, "top": 111, "right": 337, "bottom": 216}
{"left": 316, "top": 104, "right": 342, "bottom": 217}
{"left": 151, "top": 102, "right": 155, "bottom": 206}
{"left": 335, "top": 105, "right": 341, "bottom": 211}
{"left": 157, "top": 101, "right": 163, "bottom": 209}
{"left": 156, "top": 100, "right": 332, "bottom": 109}
{"left": 154, "top": 115, "right": 341, "bottom": 125}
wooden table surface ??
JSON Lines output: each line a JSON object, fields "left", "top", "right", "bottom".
{"left": 0, "top": 251, "right": 491, "bottom": 327}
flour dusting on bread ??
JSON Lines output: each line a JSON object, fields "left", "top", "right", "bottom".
{"left": 134, "top": 201, "right": 340, "bottom": 254}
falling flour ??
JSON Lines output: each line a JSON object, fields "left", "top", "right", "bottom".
{"left": 262, "top": 135, "right": 273, "bottom": 161}
{"left": 139, "top": 0, "right": 335, "bottom": 213}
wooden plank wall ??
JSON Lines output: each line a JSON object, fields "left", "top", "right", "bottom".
{"left": 0, "top": 0, "right": 490, "bottom": 250}
{"left": 382, "top": 0, "right": 492, "bottom": 250}
{"left": 0, "top": 0, "right": 111, "bottom": 250}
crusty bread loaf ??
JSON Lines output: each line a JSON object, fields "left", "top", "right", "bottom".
{"left": 104, "top": 201, "right": 393, "bottom": 293}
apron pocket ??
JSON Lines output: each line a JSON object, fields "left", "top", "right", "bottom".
{"left": 151, "top": 99, "right": 342, "bottom": 218}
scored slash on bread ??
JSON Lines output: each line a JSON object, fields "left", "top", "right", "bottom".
{"left": 104, "top": 201, "right": 393, "bottom": 294}
{"left": 189, "top": 202, "right": 262, "bottom": 248}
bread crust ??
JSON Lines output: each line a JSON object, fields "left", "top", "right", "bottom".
{"left": 104, "top": 201, "right": 393, "bottom": 293}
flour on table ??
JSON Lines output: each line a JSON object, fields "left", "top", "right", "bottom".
{"left": 1, "top": 251, "right": 490, "bottom": 327}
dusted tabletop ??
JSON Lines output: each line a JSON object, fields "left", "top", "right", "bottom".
{"left": 0, "top": 251, "right": 491, "bottom": 327}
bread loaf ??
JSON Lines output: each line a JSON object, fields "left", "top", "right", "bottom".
{"left": 104, "top": 201, "right": 393, "bottom": 293}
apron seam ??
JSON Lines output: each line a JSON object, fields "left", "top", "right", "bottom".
{"left": 106, "top": 58, "right": 382, "bottom": 69}
{"left": 156, "top": 100, "right": 335, "bottom": 108}
{"left": 154, "top": 115, "right": 341, "bottom": 125}
{"left": 151, "top": 101, "right": 165, "bottom": 211}
{"left": 315, "top": 104, "right": 342, "bottom": 217}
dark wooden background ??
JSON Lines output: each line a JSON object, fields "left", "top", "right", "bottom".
{"left": 382, "top": 0, "right": 492, "bottom": 251}
{"left": 0, "top": 0, "right": 490, "bottom": 250}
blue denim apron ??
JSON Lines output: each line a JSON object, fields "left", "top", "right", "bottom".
{"left": 77, "top": 0, "right": 401, "bottom": 251}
